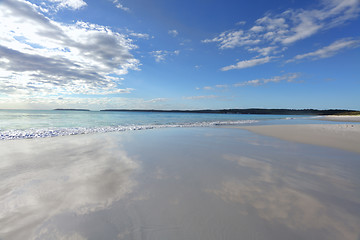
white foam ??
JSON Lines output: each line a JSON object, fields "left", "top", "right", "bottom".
{"left": 0, "top": 120, "right": 258, "bottom": 140}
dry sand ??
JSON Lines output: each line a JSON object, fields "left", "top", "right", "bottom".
{"left": 320, "top": 115, "right": 360, "bottom": 122}
{"left": 238, "top": 124, "right": 360, "bottom": 153}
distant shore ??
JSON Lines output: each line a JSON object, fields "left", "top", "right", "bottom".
{"left": 100, "top": 108, "right": 360, "bottom": 115}
{"left": 54, "top": 108, "right": 90, "bottom": 111}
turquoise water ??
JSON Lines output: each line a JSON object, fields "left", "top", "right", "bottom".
{"left": 0, "top": 109, "right": 310, "bottom": 140}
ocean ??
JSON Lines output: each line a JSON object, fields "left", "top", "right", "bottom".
{"left": 0, "top": 109, "right": 312, "bottom": 140}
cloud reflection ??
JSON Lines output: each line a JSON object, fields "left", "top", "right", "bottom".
{"left": 207, "top": 154, "right": 360, "bottom": 240}
{"left": 0, "top": 135, "right": 138, "bottom": 240}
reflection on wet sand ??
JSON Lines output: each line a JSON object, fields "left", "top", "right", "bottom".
{"left": 1, "top": 128, "right": 360, "bottom": 240}
{"left": 0, "top": 134, "right": 138, "bottom": 240}
{"left": 119, "top": 128, "right": 360, "bottom": 240}
{"left": 208, "top": 154, "right": 360, "bottom": 240}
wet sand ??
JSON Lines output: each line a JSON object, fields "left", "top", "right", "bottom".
{"left": 1, "top": 127, "right": 360, "bottom": 240}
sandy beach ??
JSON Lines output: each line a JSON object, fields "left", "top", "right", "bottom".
{"left": 237, "top": 123, "right": 360, "bottom": 154}
{"left": 320, "top": 115, "right": 360, "bottom": 122}
{"left": 1, "top": 126, "right": 360, "bottom": 240}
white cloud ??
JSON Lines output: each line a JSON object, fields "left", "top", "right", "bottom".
{"left": 45, "top": 0, "right": 87, "bottom": 10}
{"left": 195, "top": 73, "right": 301, "bottom": 91}
{"left": 203, "top": 86, "right": 213, "bottom": 90}
{"left": 250, "top": 25, "right": 264, "bottom": 32}
{"left": 202, "top": 0, "right": 360, "bottom": 68}
{"left": 204, "top": 0, "right": 360, "bottom": 49}
{"left": 150, "top": 50, "right": 180, "bottom": 62}
{"left": 183, "top": 95, "right": 219, "bottom": 100}
{"left": 168, "top": 29, "right": 179, "bottom": 37}
{"left": 144, "top": 98, "right": 168, "bottom": 103}
{"left": 215, "top": 84, "right": 228, "bottom": 89}
{"left": 129, "top": 32, "right": 150, "bottom": 39}
{"left": 112, "top": 0, "right": 129, "bottom": 11}
{"left": 203, "top": 30, "right": 261, "bottom": 49}
{"left": 150, "top": 51, "right": 166, "bottom": 62}
{"left": 196, "top": 85, "right": 229, "bottom": 91}
{"left": 233, "top": 73, "right": 300, "bottom": 87}
{"left": 255, "top": 15, "right": 288, "bottom": 33}
{"left": 221, "top": 56, "right": 273, "bottom": 71}
{"left": 247, "top": 46, "right": 279, "bottom": 56}
{"left": 0, "top": 96, "right": 171, "bottom": 110}
{"left": 0, "top": 0, "right": 139, "bottom": 97}
{"left": 287, "top": 38, "right": 360, "bottom": 62}
{"left": 234, "top": 79, "right": 261, "bottom": 87}
{"left": 236, "top": 21, "right": 246, "bottom": 25}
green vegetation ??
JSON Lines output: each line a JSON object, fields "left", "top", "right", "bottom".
{"left": 334, "top": 111, "right": 360, "bottom": 115}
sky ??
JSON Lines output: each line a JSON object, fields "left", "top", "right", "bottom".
{"left": 0, "top": 0, "right": 359, "bottom": 110}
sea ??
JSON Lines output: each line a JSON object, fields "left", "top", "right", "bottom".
{"left": 0, "top": 109, "right": 317, "bottom": 140}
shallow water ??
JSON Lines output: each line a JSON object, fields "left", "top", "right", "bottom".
{"left": 1, "top": 128, "right": 359, "bottom": 240}
{"left": 0, "top": 109, "right": 318, "bottom": 140}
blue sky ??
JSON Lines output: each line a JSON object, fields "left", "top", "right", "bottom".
{"left": 0, "top": 0, "right": 359, "bottom": 110}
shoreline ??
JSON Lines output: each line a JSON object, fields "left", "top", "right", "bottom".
{"left": 235, "top": 124, "right": 360, "bottom": 154}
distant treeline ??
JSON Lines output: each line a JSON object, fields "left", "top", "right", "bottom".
{"left": 54, "top": 109, "right": 90, "bottom": 111}
{"left": 100, "top": 108, "right": 360, "bottom": 115}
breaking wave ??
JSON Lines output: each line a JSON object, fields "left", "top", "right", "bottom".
{"left": 0, "top": 120, "right": 258, "bottom": 140}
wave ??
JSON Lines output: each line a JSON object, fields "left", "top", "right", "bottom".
{"left": 0, "top": 120, "right": 258, "bottom": 140}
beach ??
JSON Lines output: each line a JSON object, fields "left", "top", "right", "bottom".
{"left": 236, "top": 115, "right": 360, "bottom": 154}
{"left": 321, "top": 115, "right": 360, "bottom": 122}
{"left": 1, "top": 123, "right": 360, "bottom": 240}
{"left": 238, "top": 123, "right": 360, "bottom": 154}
